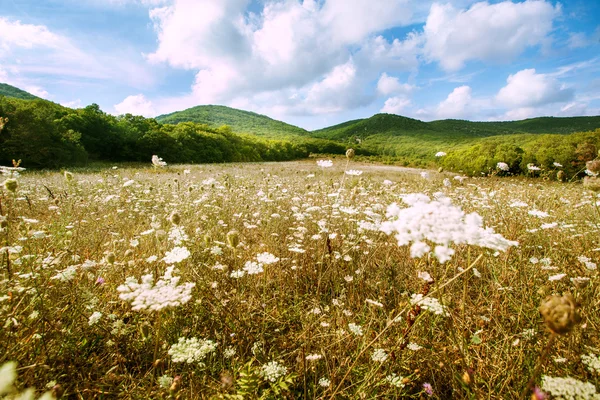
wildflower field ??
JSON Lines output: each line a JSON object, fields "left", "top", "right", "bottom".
{"left": 1, "top": 159, "right": 599, "bottom": 399}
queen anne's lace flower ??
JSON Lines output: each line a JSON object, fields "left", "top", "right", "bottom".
{"left": 151, "top": 155, "right": 167, "bottom": 167}
{"left": 317, "top": 159, "right": 333, "bottom": 168}
{"left": 410, "top": 294, "right": 449, "bottom": 316}
{"left": 117, "top": 266, "right": 195, "bottom": 311}
{"left": 163, "top": 246, "right": 190, "bottom": 264}
{"left": 168, "top": 337, "right": 217, "bottom": 364}
{"left": 380, "top": 194, "right": 517, "bottom": 263}
{"left": 541, "top": 375, "right": 600, "bottom": 399}
{"left": 260, "top": 361, "right": 287, "bottom": 382}
{"left": 497, "top": 162, "right": 509, "bottom": 171}
{"left": 582, "top": 353, "right": 600, "bottom": 374}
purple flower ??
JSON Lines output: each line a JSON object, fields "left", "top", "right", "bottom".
{"left": 423, "top": 382, "right": 433, "bottom": 396}
{"left": 95, "top": 277, "right": 105, "bottom": 285}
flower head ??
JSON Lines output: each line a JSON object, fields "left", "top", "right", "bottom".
{"left": 317, "top": 159, "right": 333, "bottom": 168}
{"left": 539, "top": 293, "right": 581, "bottom": 334}
{"left": 152, "top": 155, "right": 167, "bottom": 167}
{"left": 117, "top": 266, "right": 195, "bottom": 312}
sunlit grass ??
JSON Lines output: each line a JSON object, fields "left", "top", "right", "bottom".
{"left": 0, "top": 160, "right": 598, "bottom": 399}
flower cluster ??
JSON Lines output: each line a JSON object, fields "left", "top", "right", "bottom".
{"left": 380, "top": 194, "right": 518, "bottom": 263}
{"left": 117, "top": 266, "right": 195, "bottom": 311}
{"left": 163, "top": 246, "right": 191, "bottom": 264}
{"left": 316, "top": 159, "right": 333, "bottom": 168}
{"left": 582, "top": 353, "right": 600, "bottom": 374}
{"left": 410, "top": 294, "right": 449, "bottom": 316}
{"left": 497, "top": 162, "right": 509, "bottom": 171}
{"left": 260, "top": 361, "right": 288, "bottom": 382}
{"left": 168, "top": 337, "right": 217, "bottom": 364}
{"left": 541, "top": 376, "right": 599, "bottom": 399}
{"left": 151, "top": 155, "right": 167, "bottom": 167}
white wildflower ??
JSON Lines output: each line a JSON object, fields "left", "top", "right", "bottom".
{"left": 497, "top": 162, "right": 509, "bottom": 171}
{"left": 371, "top": 348, "right": 388, "bottom": 363}
{"left": 381, "top": 194, "right": 517, "bottom": 263}
{"left": 582, "top": 353, "right": 600, "bottom": 374}
{"left": 168, "top": 337, "right": 217, "bottom": 364}
{"left": 348, "top": 323, "right": 363, "bottom": 336}
{"left": 385, "top": 373, "right": 405, "bottom": 388}
{"left": 541, "top": 375, "right": 600, "bottom": 399}
{"left": 260, "top": 361, "right": 287, "bottom": 382}
{"left": 117, "top": 266, "right": 195, "bottom": 312}
{"left": 256, "top": 252, "right": 279, "bottom": 265}
{"left": 163, "top": 246, "right": 190, "bottom": 264}
{"left": 243, "top": 261, "right": 264, "bottom": 275}
{"left": 88, "top": 311, "right": 102, "bottom": 326}
{"left": 410, "top": 294, "right": 449, "bottom": 317}
{"left": 319, "top": 378, "right": 331, "bottom": 387}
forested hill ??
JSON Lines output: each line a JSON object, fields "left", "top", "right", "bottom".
{"left": 0, "top": 83, "right": 40, "bottom": 101}
{"left": 312, "top": 113, "right": 600, "bottom": 141}
{"left": 156, "top": 105, "right": 309, "bottom": 138}
{"left": 0, "top": 95, "right": 344, "bottom": 169}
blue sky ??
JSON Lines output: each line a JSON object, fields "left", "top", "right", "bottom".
{"left": 0, "top": 0, "right": 598, "bottom": 130}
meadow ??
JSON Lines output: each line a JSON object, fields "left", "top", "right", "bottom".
{"left": 0, "top": 157, "right": 599, "bottom": 399}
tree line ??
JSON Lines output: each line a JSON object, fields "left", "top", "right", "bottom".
{"left": 0, "top": 97, "right": 350, "bottom": 169}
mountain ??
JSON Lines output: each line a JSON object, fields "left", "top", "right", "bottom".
{"left": 156, "top": 105, "right": 309, "bottom": 138}
{"left": 0, "top": 83, "right": 40, "bottom": 101}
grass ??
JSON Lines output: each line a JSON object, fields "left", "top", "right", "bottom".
{"left": 0, "top": 159, "right": 599, "bottom": 399}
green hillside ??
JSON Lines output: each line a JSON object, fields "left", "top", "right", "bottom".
{"left": 313, "top": 113, "right": 600, "bottom": 141}
{"left": 156, "top": 105, "right": 309, "bottom": 138}
{"left": 0, "top": 83, "right": 40, "bottom": 100}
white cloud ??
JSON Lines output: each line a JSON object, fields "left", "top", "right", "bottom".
{"left": 436, "top": 85, "right": 473, "bottom": 119}
{"left": 114, "top": 94, "right": 156, "bottom": 117}
{"left": 377, "top": 73, "right": 415, "bottom": 96}
{"left": 319, "top": 0, "right": 414, "bottom": 44}
{"left": 496, "top": 69, "right": 574, "bottom": 108}
{"left": 381, "top": 97, "right": 412, "bottom": 114}
{"left": 0, "top": 17, "right": 155, "bottom": 90}
{"left": 61, "top": 99, "right": 83, "bottom": 109}
{"left": 0, "top": 17, "right": 66, "bottom": 53}
{"left": 144, "top": 0, "right": 421, "bottom": 116}
{"left": 423, "top": 0, "right": 559, "bottom": 71}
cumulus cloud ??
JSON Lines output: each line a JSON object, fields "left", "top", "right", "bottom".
{"left": 436, "top": 86, "right": 473, "bottom": 119}
{"left": 144, "top": 0, "right": 420, "bottom": 115}
{"left": 423, "top": 0, "right": 560, "bottom": 71}
{"left": 381, "top": 97, "right": 412, "bottom": 114}
{"left": 377, "top": 73, "right": 415, "bottom": 96}
{"left": 496, "top": 69, "right": 574, "bottom": 108}
{"left": 114, "top": 94, "right": 156, "bottom": 117}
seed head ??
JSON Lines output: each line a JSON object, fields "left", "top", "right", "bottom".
{"left": 170, "top": 211, "right": 181, "bottom": 225}
{"left": 556, "top": 170, "right": 565, "bottom": 182}
{"left": 3, "top": 179, "right": 17, "bottom": 193}
{"left": 64, "top": 171, "right": 74, "bottom": 182}
{"left": 226, "top": 230, "right": 240, "bottom": 248}
{"left": 539, "top": 293, "right": 581, "bottom": 335}
{"left": 586, "top": 159, "right": 600, "bottom": 175}
{"left": 106, "top": 252, "right": 116, "bottom": 265}
{"left": 346, "top": 148, "right": 355, "bottom": 159}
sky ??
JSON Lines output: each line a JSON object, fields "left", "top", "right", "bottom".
{"left": 0, "top": 0, "right": 599, "bottom": 130}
